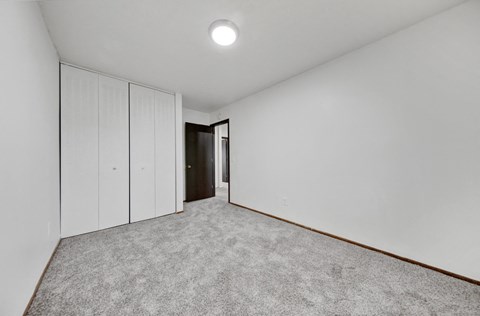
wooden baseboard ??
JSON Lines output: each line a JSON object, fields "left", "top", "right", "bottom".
{"left": 230, "top": 202, "right": 479, "bottom": 286}
{"left": 23, "top": 239, "right": 61, "bottom": 315}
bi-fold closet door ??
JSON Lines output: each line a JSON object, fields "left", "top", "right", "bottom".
{"left": 129, "top": 84, "right": 176, "bottom": 222}
{"left": 61, "top": 65, "right": 100, "bottom": 237}
{"left": 61, "top": 65, "right": 129, "bottom": 237}
{"left": 98, "top": 76, "right": 130, "bottom": 229}
{"left": 61, "top": 65, "right": 177, "bottom": 237}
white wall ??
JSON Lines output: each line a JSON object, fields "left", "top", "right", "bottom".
{"left": 215, "top": 124, "right": 228, "bottom": 188}
{"left": 0, "top": 2, "right": 60, "bottom": 315}
{"left": 183, "top": 108, "right": 210, "bottom": 127}
{"left": 210, "top": 0, "right": 480, "bottom": 280}
{"left": 182, "top": 108, "right": 210, "bottom": 199}
{"left": 175, "top": 94, "right": 184, "bottom": 211}
{"left": 215, "top": 125, "right": 220, "bottom": 188}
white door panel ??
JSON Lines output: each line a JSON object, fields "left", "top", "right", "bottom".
{"left": 130, "top": 84, "right": 156, "bottom": 222}
{"left": 61, "top": 65, "right": 177, "bottom": 234}
{"left": 155, "top": 91, "right": 176, "bottom": 217}
{"left": 61, "top": 65, "right": 99, "bottom": 237}
{"left": 99, "top": 75, "right": 129, "bottom": 229}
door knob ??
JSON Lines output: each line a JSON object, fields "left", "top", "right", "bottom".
{"left": 187, "top": 165, "right": 192, "bottom": 169}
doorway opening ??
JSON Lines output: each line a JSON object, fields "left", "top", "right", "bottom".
{"left": 213, "top": 121, "right": 229, "bottom": 202}
{"left": 184, "top": 119, "right": 229, "bottom": 203}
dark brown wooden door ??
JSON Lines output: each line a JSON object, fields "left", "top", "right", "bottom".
{"left": 185, "top": 123, "right": 215, "bottom": 201}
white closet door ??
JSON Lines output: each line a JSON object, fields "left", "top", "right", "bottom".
{"left": 154, "top": 91, "right": 176, "bottom": 217}
{"left": 130, "top": 84, "right": 156, "bottom": 222}
{"left": 99, "top": 76, "right": 129, "bottom": 229}
{"left": 61, "top": 65, "right": 99, "bottom": 237}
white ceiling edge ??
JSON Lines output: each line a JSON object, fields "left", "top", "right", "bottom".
{"left": 39, "top": 0, "right": 467, "bottom": 113}
{"left": 60, "top": 61, "right": 176, "bottom": 95}
{"left": 194, "top": 0, "right": 468, "bottom": 114}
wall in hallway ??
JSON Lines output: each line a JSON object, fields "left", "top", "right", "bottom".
{"left": 215, "top": 124, "right": 228, "bottom": 188}
{"left": 0, "top": 2, "right": 60, "bottom": 315}
{"left": 210, "top": 1, "right": 480, "bottom": 280}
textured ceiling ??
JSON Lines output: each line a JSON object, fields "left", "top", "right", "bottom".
{"left": 40, "top": 0, "right": 464, "bottom": 112}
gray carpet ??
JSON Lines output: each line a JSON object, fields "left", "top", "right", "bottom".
{"left": 28, "top": 197, "right": 480, "bottom": 315}
{"left": 215, "top": 185, "right": 228, "bottom": 201}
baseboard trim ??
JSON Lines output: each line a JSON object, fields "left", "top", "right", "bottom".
{"left": 23, "top": 239, "right": 61, "bottom": 315}
{"left": 230, "top": 202, "right": 479, "bottom": 286}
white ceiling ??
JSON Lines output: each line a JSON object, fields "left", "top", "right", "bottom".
{"left": 39, "top": 0, "right": 464, "bottom": 112}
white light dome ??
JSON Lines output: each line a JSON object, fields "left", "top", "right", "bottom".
{"left": 209, "top": 20, "right": 239, "bottom": 46}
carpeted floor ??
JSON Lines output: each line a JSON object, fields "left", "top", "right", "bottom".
{"left": 215, "top": 185, "right": 228, "bottom": 201}
{"left": 27, "top": 197, "right": 480, "bottom": 315}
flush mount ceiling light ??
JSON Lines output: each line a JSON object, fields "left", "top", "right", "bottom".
{"left": 209, "top": 19, "right": 239, "bottom": 46}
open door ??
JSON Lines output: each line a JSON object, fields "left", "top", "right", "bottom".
{"left": 185, "top": 123, "right": 215, "bottom": 201}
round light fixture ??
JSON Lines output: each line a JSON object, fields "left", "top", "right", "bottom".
{"left": 209, "top": 19, "right": 238, "bottom": 46}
